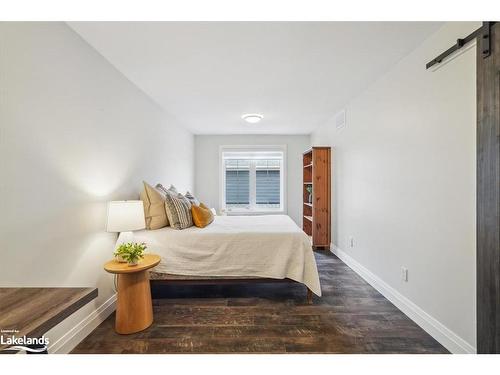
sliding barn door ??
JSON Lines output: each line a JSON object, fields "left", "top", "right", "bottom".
{"left": 477, "top": 22, "right": 500, "bottom": 354}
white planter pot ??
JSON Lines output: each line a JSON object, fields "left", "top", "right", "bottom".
{"left": 127, "top": 260, "right": 138, "bottom": 266}
{"left": 115, "top": 254, "right": 127, "bottom": 263}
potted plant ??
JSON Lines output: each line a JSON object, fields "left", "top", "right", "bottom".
{"left": 114, "top": 242, "right": 147, "bottom": 266}
{"left": 114, "top": 250, "right": 127, "bottom": 263}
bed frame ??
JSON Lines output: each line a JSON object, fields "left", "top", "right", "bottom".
{"left": 149, "top": 272, "right": 314, "bottom": 304}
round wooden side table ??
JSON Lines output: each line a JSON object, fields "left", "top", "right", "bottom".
{"left": 104, "top": 254, "right": 161, "bottom": 334}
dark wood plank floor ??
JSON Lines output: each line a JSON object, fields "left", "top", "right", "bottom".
{"left": 72, "top": 252, "right": 448, "bottom": 353}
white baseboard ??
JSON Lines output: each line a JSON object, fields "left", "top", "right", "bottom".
{"left": 331, "top": 245, "right": 476, "bottom": 354}
{"left": 49, "top": 293, "right": 117, "bottom": 354}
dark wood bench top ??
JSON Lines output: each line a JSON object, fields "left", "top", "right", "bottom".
{"left": 0, "top": 288, "right": 98, "bottom": 351}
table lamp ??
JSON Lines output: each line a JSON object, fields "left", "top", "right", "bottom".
{"left": 106, "top": 200, "right": 146, "bottom": 246}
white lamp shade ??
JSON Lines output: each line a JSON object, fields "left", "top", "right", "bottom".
{"left": 106, "top": 200, "right": 145, "bottom": 233}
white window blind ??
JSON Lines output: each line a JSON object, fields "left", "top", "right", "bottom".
{"left": 225, "top": 159, "right": 250, "bottom": 208}
{"left": 256, "top": 159, "right": 280, "bottom": 208}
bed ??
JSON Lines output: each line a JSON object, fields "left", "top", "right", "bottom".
{"left": 133, "top": 214, "right": 322, "bottom": 302}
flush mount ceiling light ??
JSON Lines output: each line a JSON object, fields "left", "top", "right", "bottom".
{"left": 241, "top": 113, "right": 263, "bottom": 124}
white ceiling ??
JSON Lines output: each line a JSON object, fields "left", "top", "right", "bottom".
{"left": 68, "top": 22, "right": 442, "bottom": 135}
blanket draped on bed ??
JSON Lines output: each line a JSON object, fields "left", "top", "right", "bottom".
{"left": 133, "top": 215, "right": 322, "bottom": 296}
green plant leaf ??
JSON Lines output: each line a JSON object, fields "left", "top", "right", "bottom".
{"left": 113, "top": 242, "right": 147, "bottom": 263}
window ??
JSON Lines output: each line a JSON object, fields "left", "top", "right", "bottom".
{"left": 225, "top": 159, "right": 250, "bottom": 209}
{"left": 221, "top": 146, "right": 286, "bottom": 213}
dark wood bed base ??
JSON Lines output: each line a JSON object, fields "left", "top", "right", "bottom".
{"left": 149, "top": 272, "right": 314, "bottom": 304}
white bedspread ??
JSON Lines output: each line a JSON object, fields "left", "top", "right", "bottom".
{"left": 133, "top": 215, "right": 321, "bottom": 296}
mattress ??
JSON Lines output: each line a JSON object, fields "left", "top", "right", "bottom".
{"left": 133, "top": 215, "right": 321, "bottom": 296}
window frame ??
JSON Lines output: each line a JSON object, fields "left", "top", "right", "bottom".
{"left": 219, "top": 145, "right": 287, "bottom": 215}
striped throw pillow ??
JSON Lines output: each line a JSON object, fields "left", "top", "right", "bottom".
{"left": 164, "top": 192, "right": 193, "bottom": 229}
{"left": 156, "top": 183, "right": 177, "bottom": 196}
{"left": 185, "top": 191, "right": 200, "bottom": 206}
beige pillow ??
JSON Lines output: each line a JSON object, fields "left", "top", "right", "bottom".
{"left": 140, "top": 181, "right": 169, "bottom": 229}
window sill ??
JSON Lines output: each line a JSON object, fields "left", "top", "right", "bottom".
{"left": 225, "top": 209, "right": 285, "bottom": 216}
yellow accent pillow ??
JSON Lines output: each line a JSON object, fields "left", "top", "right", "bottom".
{"left": 191, "top": 202, "right": 214, "bottom": 228}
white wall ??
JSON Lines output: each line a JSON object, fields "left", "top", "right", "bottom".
{"left": 194, "top": 135, "right": 310, "bottom": 226}
{"left": 0, "top": 22, "right": 194, "bottom": 352}
{"left": 311, "top": 22, "right": 478, "bottom": 352}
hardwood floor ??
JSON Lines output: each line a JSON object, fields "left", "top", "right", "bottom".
{"left": 72, "top": 252, "right": 448, "bottom": 354}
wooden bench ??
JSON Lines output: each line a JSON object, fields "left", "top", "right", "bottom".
{"left": 0, "top": 288, "right": 98, "bottom": 353}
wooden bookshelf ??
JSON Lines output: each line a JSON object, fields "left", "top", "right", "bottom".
{"left": 302, "top": 147, "right": 331, "bottom": 250}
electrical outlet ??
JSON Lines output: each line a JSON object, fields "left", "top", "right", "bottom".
{"left": 349, "top": 236, "right": 354, "bottom": 248}
{"left": 401, "top": 267, "right": 408, "bottom": 282}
